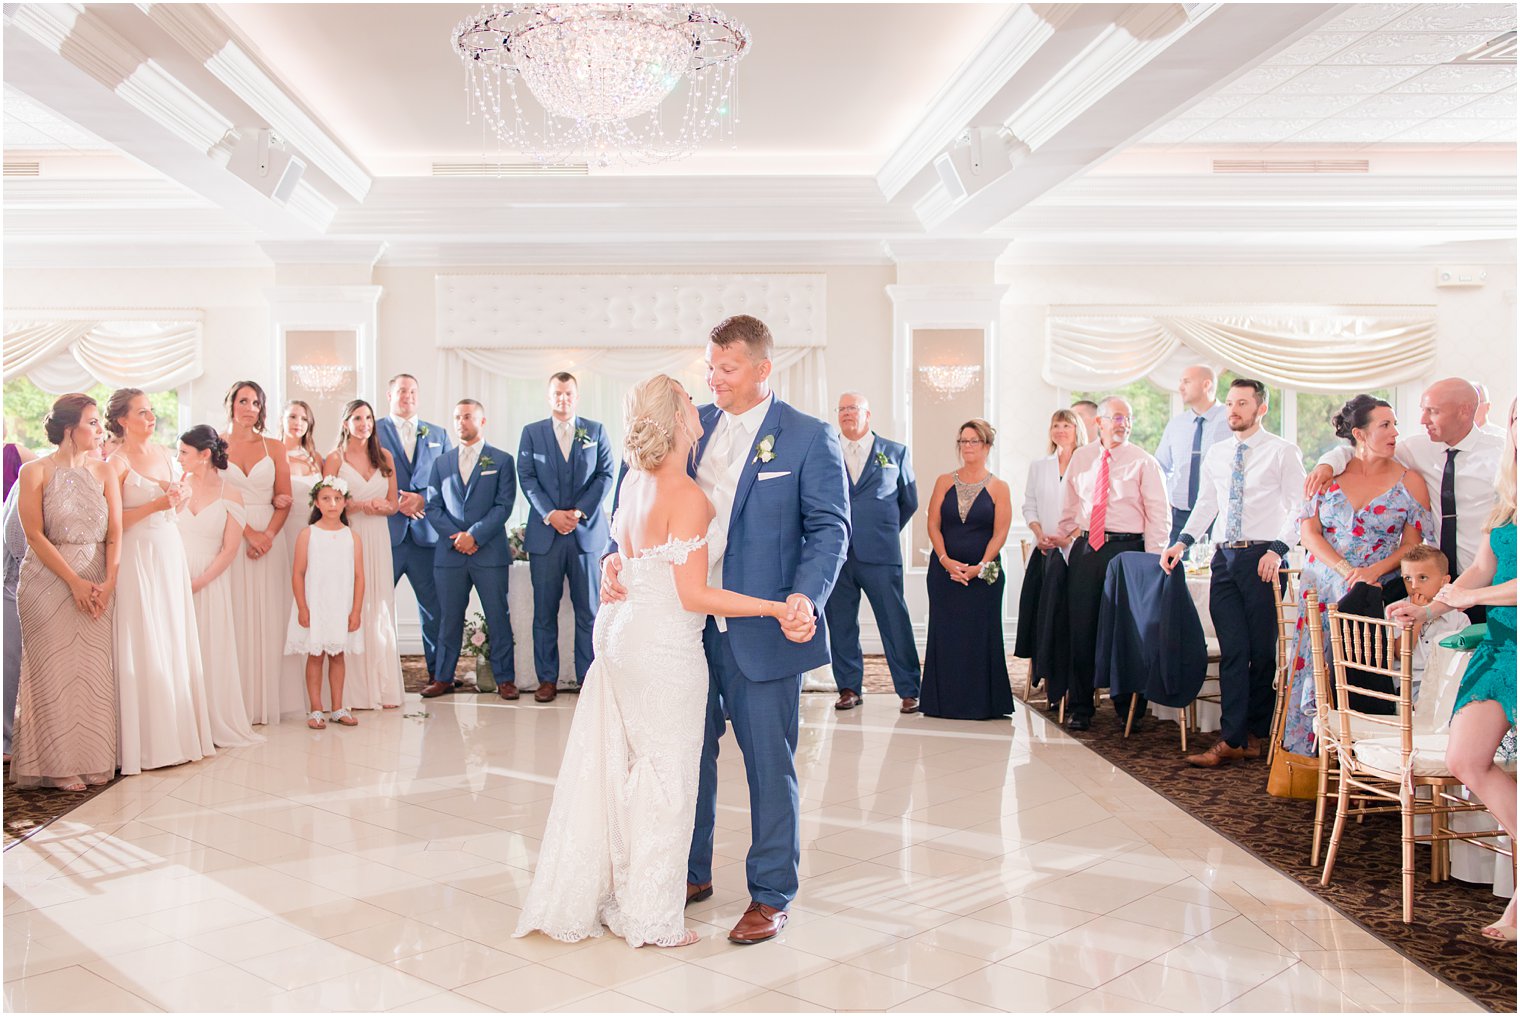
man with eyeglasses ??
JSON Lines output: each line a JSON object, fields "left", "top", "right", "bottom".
{"left": 1055, "top": 397, "right": 1169, "bottom": 731}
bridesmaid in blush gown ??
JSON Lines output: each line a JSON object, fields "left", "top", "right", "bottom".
{"left": 921, "top": 419, "right": 1016, "bottom": 721}
{"left": 325, "top": 400, "right": 404, "bottom": 710}
{"left": 104, "top": 389, "right": 213, "bottom": 773}
{"left": 281, "top": 400, "right": 322, "bottom": 563}
{"left": 176, "top": 425, "right": 263, "bottom": 749}
{"left": 221, "top": 381, "right": 296, "bottom": 725}
{"left": 10, "top": 395, "right": 121, "bottom": 791}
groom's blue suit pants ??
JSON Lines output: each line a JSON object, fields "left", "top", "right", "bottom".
{"left": 688, "top": 618, "right": 802, "bottom": 911}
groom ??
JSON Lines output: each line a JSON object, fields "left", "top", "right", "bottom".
{"left": 671, "top": 316, "right": 850, "bottom": 943}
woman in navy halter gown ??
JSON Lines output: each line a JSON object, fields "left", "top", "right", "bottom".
{"left": 922, "top": 419, "right": 1015, "bottom": 720}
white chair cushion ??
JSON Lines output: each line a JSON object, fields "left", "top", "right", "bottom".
{"left": 1315, "top": 714, "right": 1401, "bottom": 743}
{"left": 1353, "top": 733, "right": 1518, "bottom": 778}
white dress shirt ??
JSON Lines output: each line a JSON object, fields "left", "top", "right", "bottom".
{"left": 390, "top": 414, "right": 418, "bottom": 461}
{"left": 1318, "top": 426, "right": 1502, "bottom": 572}
{"left": 553, "top": 416, "right": 576, "bottom": 460}
{"left": 457, "top": 437, "right": 483, "bottom": 482}
{"left": 695, "top": 394, "right": 773, "bottom": 608}
{"left": 1154, "top": 403, "right": 1232, "bottom": 510}
{"left": 1181, "top": 428, "right": 1306, "bottom": 551}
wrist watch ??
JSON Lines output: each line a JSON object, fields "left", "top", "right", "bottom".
{"left": 571, "top": 509, "right": 585, "bottom": 522}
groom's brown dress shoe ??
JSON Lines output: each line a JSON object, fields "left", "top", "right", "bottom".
{"left": 686, "top": 882, "right": 713, "bottom": 906}
{"left": 835, "top": 689, "right": 861, "bottom": 711}
{"left": 729, "top": 902, "right": 787, "bottom": 944}
{"left": 496, "top": 684, "right": 520, "bottom": 701}
{"left": 534, "top": 683, "right": 558, "bottom": 703}
{"left": 420, "top": 681, "right": 454, "bottom": 698}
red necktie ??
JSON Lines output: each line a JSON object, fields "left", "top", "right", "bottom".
{"left": 1088, "top": 449, "right": 1112, "bottom": 550}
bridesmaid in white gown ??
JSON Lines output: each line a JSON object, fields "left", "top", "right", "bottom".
{"left": 104, "top": 389, "right": 214, "bottom": 773}
{"left": 323, "top": 400, "right": 404, "bottom": 710}
{"left": 175, "top": 426, "right": 263, "bottom": 749}
{"left": 221, "top": 381, "right": 296, "bottom": 725}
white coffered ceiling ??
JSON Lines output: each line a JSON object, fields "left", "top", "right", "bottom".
{"left": 2, "top": 3, "right": 1514, "bottom": 267}
{"left": 1141, "top": 3, "right": 1516, "bottom": 148}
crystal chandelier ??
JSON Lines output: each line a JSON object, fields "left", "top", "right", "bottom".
{"left": 452, "top": 3, "right": 750, "bottom": 166}
{"left": 918, "top": 365, "right": 982, "bottom": 401}
{"left": 290, "top": 363, "right": 353, "bottom": 397}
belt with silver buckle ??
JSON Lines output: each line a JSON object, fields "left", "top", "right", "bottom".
{"left": 1220, "top": 540, "right": 1271, "bottom": 549}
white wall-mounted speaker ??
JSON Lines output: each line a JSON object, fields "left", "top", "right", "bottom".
{"left": 225, "top": 128, "right": 306, "bottom": 205}
{"left": 931, "top": 126, "right": 1027, "bottom": 204}
{"left": 1436, "top": 266, "right": 1488, "bottom": 288}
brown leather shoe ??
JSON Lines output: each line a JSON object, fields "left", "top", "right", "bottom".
{"left": 729, "top": 901, "right": 787, "bottom": 944}
{"left": 900, "top": 697, "right": 920, "bottom": 714}
{"left": 835, "top": 689, "right": 862, "bottom": 711}
{"left": 1243, "top": 734, "right": 1265, "bottom": 759}
{"left": 686, "top": 882, "right": 713, "bottom": 906}
{"left": 534, "top": 683, "right": 558, "bottom": 703}
{"left": 1185, "top": 741, "right": 1247, "bottom": 768}
{"left": 420, "top": 681, "right": 454, "bottom": 698}
{"left": 496, "top": 684, "right": 519, "bottom": 701}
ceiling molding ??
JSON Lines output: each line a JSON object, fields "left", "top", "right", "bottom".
{"left": 995, "top": 236, "right": 1519, "bottom": 266}
{"left": 1008, "top": 5, "right": 1217, "bottom": 152}
{"left": 138, "top": 3, "right": 372, "bottom": 202}
{"left": 377, "top": 240, "right": 897, "bottom": 267}
{"left": 2, "top": 241, "right": 273, "bottom": 269}
{"left": 875, "top": 4, "right": 1076, "bottom": 200}
{"left": 258, "top": 240, "right": 388, "bottom": 266}
{"left": 883, "top": 239, "right": 1012, "bottom": 263}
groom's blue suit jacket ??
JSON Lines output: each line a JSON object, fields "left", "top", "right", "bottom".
{"left": 693, "top": 398, "right": 851, "bottom": 682}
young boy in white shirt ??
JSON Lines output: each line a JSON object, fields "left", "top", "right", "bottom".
{"left": 1388, "top": 545, "right": 1470, "bottom": 701}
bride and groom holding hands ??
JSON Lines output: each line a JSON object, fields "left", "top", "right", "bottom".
{"left": 513, "top": 314, "right": 852, "bottom": 949}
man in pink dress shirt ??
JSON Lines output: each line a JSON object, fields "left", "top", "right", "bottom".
{"left": 1055, "top": 396, "right": 1169, "bottom": 731}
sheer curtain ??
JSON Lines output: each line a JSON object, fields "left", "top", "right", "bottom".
{"left": 436, "top": 346, "right": 828, "bottom": 526}
{"left": 1045, "top": 307, "right": 1437, "bottom": 393}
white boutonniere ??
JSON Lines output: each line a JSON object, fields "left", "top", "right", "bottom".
{"left": 753, "top": 434, "right": 776, "bottom": 464}
{"left": 574, "top": 425, "right": 593, "bottom": 448}
{"left": 874, "top": 450, "right": 890, "bottom": 468}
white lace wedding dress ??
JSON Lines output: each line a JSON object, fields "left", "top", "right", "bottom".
{"left": 513, "top": 520, "right": 718, "bottom": 949}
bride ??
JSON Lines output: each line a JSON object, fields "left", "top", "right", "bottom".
{"left": 513, "top": 374, "right": 790, "bottom": 949}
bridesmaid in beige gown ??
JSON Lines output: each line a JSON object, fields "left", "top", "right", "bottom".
{"left": 325, "top": 399, "right": 404, "bottom": 710}
{"left": 10, "top": 394, "right": 122, "bottom": 791}
{"left": 176, "top": 425, "right": 263, "bottom": 749}
{"left": 221, "top": 381, "right": 295, "bottom": 724}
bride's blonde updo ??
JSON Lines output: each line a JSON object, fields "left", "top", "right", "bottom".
{"left": 623, "top": 374, "right": 691, "bottom": 471}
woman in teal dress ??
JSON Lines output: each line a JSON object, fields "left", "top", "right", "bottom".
{"left": 1395, "top": 398, "right": 1517, "bottom": 942}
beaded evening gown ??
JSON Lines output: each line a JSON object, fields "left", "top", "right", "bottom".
{"left": 10, "top": 465, "right": 116, "bottom": 789}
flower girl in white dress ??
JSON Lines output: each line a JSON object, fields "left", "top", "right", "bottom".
{"left": 286, "top": 476, "right": 365, "bottom": 730}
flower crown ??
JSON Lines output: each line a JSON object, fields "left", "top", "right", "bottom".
{"left": 309, "top": 474, "right": 351, "bottom": 504}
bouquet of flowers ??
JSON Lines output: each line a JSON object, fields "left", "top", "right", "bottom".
{"left": 508, "top": 524, "right": 529, "bottom": 562}
{"left": 463, "top": 611, "right": 490, "bottom": 659}
{"left": 980, "top": 559, "right": 1002, "bottom": 585}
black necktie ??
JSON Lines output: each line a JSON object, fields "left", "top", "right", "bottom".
{"left": 1440, "top": 448, "right": 1459, "bottom": 574}
{"left": 1187, "top": 416, "right": 1206, "bottom": 508}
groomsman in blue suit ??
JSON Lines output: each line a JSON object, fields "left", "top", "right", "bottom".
{"left": 421, "top": 399, "right": 518, "bottom": 699}
{"left": 517, "top": 372, "right": 614, "bottom": 703}
{"left": 825, "top": 392, "right": 922, "bottom": 714}
{"left": 605, "top": 315, "right": 849, "bottom": 945}
{"left": 376, "top": 374, "right": 453, "bottom": 684}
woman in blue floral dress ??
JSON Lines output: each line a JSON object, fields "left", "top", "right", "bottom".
{"left": 1392, "top": 398, "right": 1517, "bottom": 941}
{"left": 1281, "top": 395, "right": 1432, "bottom": 756}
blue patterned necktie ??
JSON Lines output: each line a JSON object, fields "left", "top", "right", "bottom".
{"left": 1225, "top": 441, "right": 1247, "bottom": 542}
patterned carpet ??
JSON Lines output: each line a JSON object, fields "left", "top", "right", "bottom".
{"left": 2, "top": 761, "right": 120, "bottom": 848}
{"left": 1016, "top": 663, "right": 1517, "bottom": 1013}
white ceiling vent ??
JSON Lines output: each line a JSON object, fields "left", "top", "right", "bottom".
{"left": 432, "top": 162, "right": 589, "bottom": 177}
{"left": 1213, "top": 159, "right": 1370, "bottom": 174}
{"left": 3, "top": 160, "right": 40, "bottom": 177}
{"left": 1450, "top": 31, "right": 1516, "bottom": 65}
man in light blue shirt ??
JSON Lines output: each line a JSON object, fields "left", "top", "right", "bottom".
{"left": 1154, "top": 364, "right": 1231, "bottom": 544}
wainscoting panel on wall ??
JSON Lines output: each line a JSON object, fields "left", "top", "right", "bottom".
{"left": 435, "top": 274, "right": 827, "bottom": 348}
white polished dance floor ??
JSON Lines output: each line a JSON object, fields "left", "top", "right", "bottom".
{"left": 3, "top": 692, "right": 1482, "bottom": 1013}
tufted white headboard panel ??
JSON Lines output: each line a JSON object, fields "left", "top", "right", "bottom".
{"left": 435, "top": 274, "right": 827, "bottom": 349}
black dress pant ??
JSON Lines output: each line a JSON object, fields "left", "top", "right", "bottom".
{"left": 1209, "top": 545, "right": 1280, "bottom": 748}
{"left": 1066, "top": 534, "right": 1146, "bottom": 723}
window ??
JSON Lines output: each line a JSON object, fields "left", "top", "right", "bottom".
{"left": 1295, "top": 388, "right": 1394, "bottom": 472}
{"left": 1216, "top": 371, "right": 1284, "bottom": 437}
{"left": 3, "top": 376, "right": 181, "bottom": 454}
{"left": 1068, "top": 378, "right": 1172, "bottom": 453}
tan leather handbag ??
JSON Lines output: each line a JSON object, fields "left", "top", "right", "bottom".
{"left": 1266, "top": 660, "right": 1320, "bottom": 800}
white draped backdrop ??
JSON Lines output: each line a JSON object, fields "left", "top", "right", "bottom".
{"left": 1044, "top": 305, "right": 1438, "bottom": 392}
{"left": 3, "top": 316, "right": 203, "bottom": 392}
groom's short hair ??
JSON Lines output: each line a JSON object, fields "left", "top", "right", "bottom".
{"left": 710, "top": 315, "right": 773, "bottom": 362}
